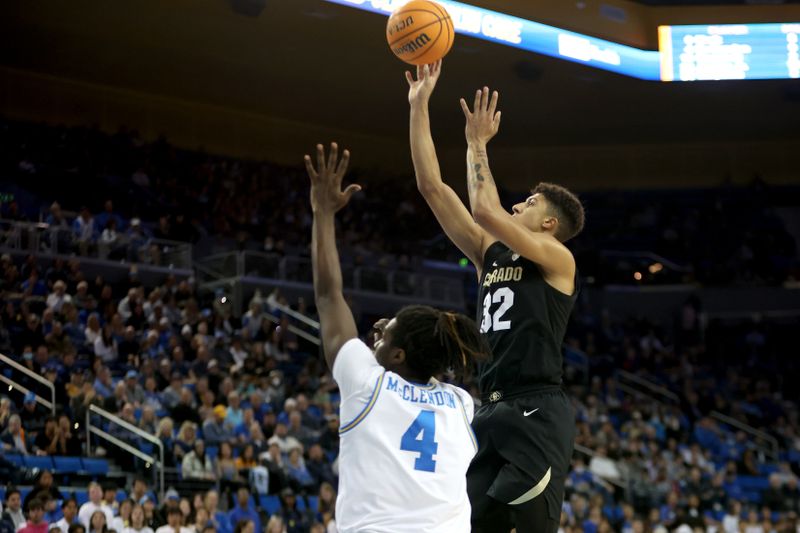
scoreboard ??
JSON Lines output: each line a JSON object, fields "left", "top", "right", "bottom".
{"left": 659, "top": 23, "right": 800, "bottom": 81}
{"left": 323, "top": 0, "right": 800, "bottom": 82}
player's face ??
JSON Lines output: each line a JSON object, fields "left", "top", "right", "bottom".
{"left": 511, "top": 193, "right": 549, "bottom": 232}
{"left": 371, "top": 317, "right": 400, "bottom": 368}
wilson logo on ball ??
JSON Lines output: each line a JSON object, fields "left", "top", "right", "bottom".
{"left": 386, "top": 0, "right": 454, "bottom": 66}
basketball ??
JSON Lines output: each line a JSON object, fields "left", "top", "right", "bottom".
{"left": 386, "top": 0, "right": 455, "bottom": 66}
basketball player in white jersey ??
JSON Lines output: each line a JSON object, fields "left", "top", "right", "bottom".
{"left": 305, "top": 142, "right": 490, "bottom": 533}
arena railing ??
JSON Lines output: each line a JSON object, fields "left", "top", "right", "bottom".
{"left": 710, "top": 410, "right": 780, "bottom": 462}
{"left": 0, "top": 353, "right": 57, "bottom": 415}
{"left": 86, "top": 404, "right": 165, "bottom": 501}
{"left": 615, "top": 369, "right": 680, "bottom": 405}
{"left": 0, "top": 218, "right": 193, "bottom": 269}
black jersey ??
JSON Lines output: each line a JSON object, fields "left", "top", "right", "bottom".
{"left": 475, "top": 241, "right": 578, "bottom": 397}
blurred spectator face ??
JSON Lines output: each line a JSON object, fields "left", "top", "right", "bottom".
{"left": 167, "top": 510, "right": 182, "bottom": 528}
{"left": 274, "top": 423, "right": 287, "bottom": 437}
{"left": 8, "top": 414, "right": 21, "bottom": 434}
{"left": 179, "top": 498, "right": 191, "bottom": 518}
{"left": 88, "top": 484, "right": 102, "bottom": 504}
{"left": 236, "top": 488, "right": 250, "bottom": 508}
{"left": 90, "top": 511, "right": 105, "bottom": 531}
{"left": 308, "top": 444, "right": 323, "bottom": 462}
{"left": 28, "top": 502, "right": 45, "bottom": 524}
{"left": 104, "top": 488, "right": 117, "bottom": 504}
{"left": 204, "top": 490, "right": 219, "bottom": 511}
{"left": 7, "top": 491, "right": 21, "bottom": 511}
{"left": 63, "top": 500, "right": 77, "bottom": 521}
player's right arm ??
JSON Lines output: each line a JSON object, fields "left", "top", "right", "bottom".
{"left": 408, "top": 61, "right": 489, "bottom": 270}
{"left": 305, "top": 143, "right": 362, "bottom": 370}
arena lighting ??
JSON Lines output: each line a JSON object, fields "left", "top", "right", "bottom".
{"left": 323, "top": 0, "right": 661, "bottom": 80}
{"left": 323, "top": 0, "right": 800, "bottom": 81}
{"left": 659, "top": 23, "right": 800, "bottom": 80}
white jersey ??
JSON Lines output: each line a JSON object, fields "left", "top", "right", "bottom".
{"left": 332, "top": 339, "right": 477, "bottom": 533}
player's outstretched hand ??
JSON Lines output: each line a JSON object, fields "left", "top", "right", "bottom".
{"left": 460, "top": 86, "right": 501, "bottom": 145}
{"left": 305, "top": 143, "right": 361, "bottom": 214}
{"left": 406, "top": 60, "right": 442, "bottom": 106}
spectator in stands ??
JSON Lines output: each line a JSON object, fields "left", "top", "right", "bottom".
{"left": 202, "top": 406, "right": 233, "bottom": 448}
{"left": 226, "top": 488, "right": 260, "bottom": 533}
{"left": 277, "top": 488, "right": 310, "bottom": 533}
{"left": 52, "top": 499, "right": 78, "bottom": 533}
{"left": 201, "top": 491, "right": 227, "bottom": 533}
{"left": 122, "top": 505, "right": 152, "bottom": 533}
{"left": 34, "top": 416, "right": 61, "bottom": 455}
{"left": 87, "top": 511, "right": 108, "bottom": 533}
{"left": 84, "top": 314, "right": 101, "bottom": 347}
{"left": 264, "top": 517, "right": 284, "bottom": 533}
{"left": 67, "top": 525, "right": 85, "bottom": 533}
{"left": 17, "top": 499, "right": 48, "bottom": 533}
{"left": 315, "top": 482, "right": 336, "bottom": 531}
{"left": 1, "top": 413, "right": 33, "bottom": 454}
{"left": 285, "top": 447, "right": 314, "bottom": 493}
{"left": 94, "top": 326, "right": 118, "bottom": 366}
{"left": 128, "top": 479, "right": 150, "bottom": 508}
{"left": 22, "top": 271, "right": 48, "bottom": 298}
{"left": 286, "top": 412, "right": 314, "bottom": 450}
{"left": 111, "top": 500, "right": 133, "bottom": 533}
{"left": 23, "top": 471, "right": 63, "bottom": 512}
{"left": 173, "top": 421, "right": 196, "bottom": 464}
{"left": 267, "top": 422, "right": 301, "bottom": 455}
{"left": 225, "top": 392, "right": 242, "bottom": 429}
{"left": 231, "top": 520, "right": 253, "bottom": 533}
{"left": 189, "top": 508, "right": 209, "bottom": 533}
{"left": 233, "top": 444, "right": 257, "bottom": 472}
{"left": 181, "top": 439, "right": 215, "bottom": 480}
{"left": 72, "top": 208, "right": 96, "bottom": 256}
{"left": 78, "top": 483, "right": 114, "bottom": 529}
{"left": 305, "top": 444, "right": 335, "bottom": 488}
{"left": 216, "top": 442, "right": 244, "bottom": 502}
{"left": 123, "top": 371, "right": 145, "bottom": 406}
{"left": 1, "top": 488, "right": 25, "bottom": 530}
{"left": 46, "top": 281, "right": 72, "bottom": 314}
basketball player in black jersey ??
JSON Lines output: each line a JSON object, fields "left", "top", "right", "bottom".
{"left": 407, "top": 61, "right": 585, "bottom": 533}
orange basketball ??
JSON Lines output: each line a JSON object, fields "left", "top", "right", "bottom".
{"left": 386, "top": 0, "right": 455, "bottom": 66}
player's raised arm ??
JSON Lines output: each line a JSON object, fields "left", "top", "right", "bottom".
{"left": 305, "top": 143, "right": 362, "bottom": 369}
{"left": 408, "top": 61, "right": 489, "bottom": 270}
{"left": 460, "top": 87, "right": 575, "bottom": 286}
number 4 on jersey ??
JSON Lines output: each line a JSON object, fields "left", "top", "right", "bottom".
{"left": 480, "top": 287, "right": 515, "bottom": 333}
{"left": 400, "top": 410, "right": 438, "bottom": 472}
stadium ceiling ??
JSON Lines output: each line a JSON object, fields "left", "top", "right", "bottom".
{"left": 1, "top": 0, "right": 799, "bottom": 178}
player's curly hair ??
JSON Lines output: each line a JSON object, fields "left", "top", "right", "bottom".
{"left": 532, "top": 182, "right": 585, "bottom": 242}
{"left": 389, "top": 305, "right": 490, "bottom": 380}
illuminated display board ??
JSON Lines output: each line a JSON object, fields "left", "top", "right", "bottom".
{"left": 659, "top": 23, "right": 800, "bottom": 81}
{"left": 323, "top": 0, "right": 661, "bottom": 80}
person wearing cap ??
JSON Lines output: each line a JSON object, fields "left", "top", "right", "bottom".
{"left": 20, "top": 391, "right": 48, "bottom": 435}
{"left": 124, "top": 371, "right": 145, "bottom": 406}
{"left": 277, "top": 488, "right": 310, "bottom": 532}
{"left": 201, "top": 405, "right": 234, "bottom": 447}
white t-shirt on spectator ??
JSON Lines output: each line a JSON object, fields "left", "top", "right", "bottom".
{"left": 93, "top": 336, "right": 117, "bottom": 363}
{"left": 123, "top": 527, "right": 154, "bottom": 533}
{"left": 155, "top": 526, "right": 192, "bottom": 533}
{"left": 46, "top": 292, "right": 72, "bottom": 313}
{"left": 53, "top": 518, "right": 74, "bottom": 533}
{"left": 78, "top": 502, "right": 114, "bottom": 530}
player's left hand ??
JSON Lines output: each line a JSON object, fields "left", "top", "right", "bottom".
{"left": 305, "top": 143, "right": 361, "bottom": 214}
{"left": 460, "top": 87, "right": 501, "bottom": 145}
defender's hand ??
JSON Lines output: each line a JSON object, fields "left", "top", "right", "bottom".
{"left": 406, "top": 60, "right": 442, "bottom": 106}
{"left": 305, "top": 143, "right": 361, "bottom": 214}
{"left": 460, "top": 87, "right": 501, "bottom": 145}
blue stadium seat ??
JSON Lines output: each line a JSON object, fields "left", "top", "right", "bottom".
{"left": 0, "top": 488, "right": 5, "bottom": 501}
{"left": 73, "top": 490, "right": 89, "bottom": 506}
{"left": 296, "top": 497, "right": 306, "bottom": 511}
{"left": 81, "top": 458, "right": 110, "bottom": 475}
{"left": 53, "top": 456, "right": 84, "bottom": 473}
{"left": 259, "top": 495, "right": 281, "bottom": 515}
{"left": 206, "top": 446, "right": 218, "bottom": 459}
{"left": 24, "top": 456, "right": 55, "bottom": 470}
{"left": 116, "top": 490, "right": 127, "bottom": 502}
{"left": 737, "top": 475, "right": 770, "bottom": 491}
{"left": 4, "top": 454, "right": 23, "bottom": 467}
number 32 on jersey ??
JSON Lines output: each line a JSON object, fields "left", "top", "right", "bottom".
{"left": 480, "top": 287, "right": 515, "bottom": 333}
